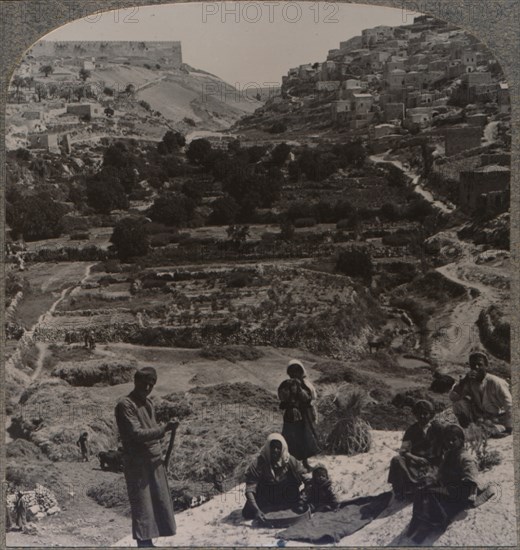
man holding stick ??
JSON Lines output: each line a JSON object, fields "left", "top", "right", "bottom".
{"left": 115, "top": 367, "right": 179, "bottom": 548}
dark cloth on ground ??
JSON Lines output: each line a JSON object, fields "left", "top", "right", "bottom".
{"left": 278, "top": 491, "right": 393, "bottom": 543}
{"left": 115, "top": 390, "right": 176, "bottom": 541}
{"left": 278, "top": 379, "right": 320, "bottom": 460}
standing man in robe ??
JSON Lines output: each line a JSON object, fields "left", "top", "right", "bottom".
{"left": 115, "top": 367, "right": 179, "bottom": 548}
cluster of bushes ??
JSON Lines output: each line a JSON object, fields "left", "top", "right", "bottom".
{"left": 24, "top": 245, "right": 111, "bottom": 263}
{"left": 7, "top": 190, "right": 66, "bottom": 241}
{"left": 335, "top": 245, "right": 373, "bottom": 284}
{"left": 51, "top": 361, "right": 137, "bottom": 387}
{"left": 288, "top": 141, "right": 366, "bottom": 183}
{"left": 199, "top": 345, "right": 265, "bottom": 363}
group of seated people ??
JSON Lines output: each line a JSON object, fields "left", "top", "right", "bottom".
{"left": 242, "top": 351, "right": 512, "bottom": 544}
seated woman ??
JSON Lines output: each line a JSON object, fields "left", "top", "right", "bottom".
{"left": 242, "top": 433, "right": 309, "bottom": 522}
{"left": 406, "top": 424, "right": 490, "bottom": 544}
{"left": 388, "top": 400, "right": 440, "bottom": 500}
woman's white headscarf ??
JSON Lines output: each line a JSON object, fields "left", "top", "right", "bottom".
{"left": 261, "top": 433, "right": 290, "bottom": 474}
{"left": 287, "top": 359, "right": 317, "bottom": 400}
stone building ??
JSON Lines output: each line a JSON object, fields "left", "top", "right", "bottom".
{"left": 445, "top": 126, "right": 482, "bottom": 156}
{"left": 384, "top": 102, "right": 405, "bottom": 122}
{"left": 27, "top": 133, "right": 59, "bottom": 152}
{"left": 361, "top": 26, "right": 394, "bottom": 47}
{"left": 66, "top": 102, "right": 103, "bottom": 118}
{"left": 459, "top": 165, "right": 510, "bottom": 212}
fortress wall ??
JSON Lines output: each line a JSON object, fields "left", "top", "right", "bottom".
{"left": 28, "top": 41, "right": 182, "bottom": 67}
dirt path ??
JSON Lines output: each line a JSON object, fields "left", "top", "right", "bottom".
{"left": 430, "top": 244, "right": 508, "bottom": 366}
{"left": 6, "top": 264, "right": 95, "bottom": 442}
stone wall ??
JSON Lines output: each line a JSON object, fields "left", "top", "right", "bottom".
{"left": 28, "top": 41, "right": 182, "bottom": 68}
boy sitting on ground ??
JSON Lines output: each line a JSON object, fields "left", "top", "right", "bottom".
{"left": 300, "top": 464, "right": 339, "bottom": 513}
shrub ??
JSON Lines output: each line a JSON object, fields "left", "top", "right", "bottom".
{"left": 267, "top": 121, "right": 287, "bottom": 134}
{"left": 225, "top": 271, "right": 253, "bottom": 288}
{"left": 110, "top": 217, "right": 150, "bottom": 261}
{"left": 186, "top": 138, "right": 212, "bottom": 165}
{"left": 335, "top": 246, "right": 373, "bottom": 284}
{"left": 70, "top": 232, "right": 90, "bottom": 240}
{"left": 8, "top": 191, "right": 65, "bottom": 241}
{"left": 466, "top": 422, "right": 503, "bottom": 471}
{"left": 293, "top": 217, "right": 316, "bottom": 228}
{"left": 51, "top": 361, "right": 136, "bottom": 386}
{"left": 199, "top": 346, "right": 264, "bottom": 363}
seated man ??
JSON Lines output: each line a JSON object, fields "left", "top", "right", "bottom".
{"left": 449, "top": 351, "right": 512, "bottom": 437}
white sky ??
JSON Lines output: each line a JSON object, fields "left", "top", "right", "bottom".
{"left": 43, "top": 2, "right": 414, "bottom": 85}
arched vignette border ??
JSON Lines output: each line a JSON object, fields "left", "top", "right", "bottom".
{"left": 0, "top": 1, "right": 518, "bottom": 548}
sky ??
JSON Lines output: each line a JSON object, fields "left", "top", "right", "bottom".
{"left": 43, "top": 2, "right": 416, "bottom": 86}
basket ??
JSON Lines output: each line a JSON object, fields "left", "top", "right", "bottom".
{"left": 262, "top": 506, "right": 311, "bottom": 528}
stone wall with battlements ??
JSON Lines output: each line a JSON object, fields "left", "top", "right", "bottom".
{"left": 27, "top": 41, "right": 182, "bottom": 68}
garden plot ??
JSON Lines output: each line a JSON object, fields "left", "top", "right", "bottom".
{"left": 43, "top": 262, "right": 381, "bottom": 355}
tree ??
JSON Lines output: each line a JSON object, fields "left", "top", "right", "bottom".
{"left": 380, "top": 202, "right": 401, "bottom": 221}
{"left": 208, "top": 196, "right": 239, "bottom": 225}
{"left": 104, "top": 107, "right": 115, "bottom": 118}
{"left": 147, "top": 192, "right": 195, "bottom": 227}
{"left": 79, "top": 68, "right": 91, "bottom": 82}
{"left": 405, "top": 197, "right": 434, "bottom": 222}
{"left": 11, "top": 75, "right": 24, "bottom": 103}
{"left": 270, "top": 142, "right": 291, "bottom": 166}
{"left": 267, "top": 121, "right": 287, "bottom": 134}
{"left": 332, "top": 140, "right": 366, "bottom": 168}
{"left": 387, "top": 164, "right": 408, "bottom": 187}
{"left": 110, "top": 217, "right": 150, "bottom": 261}
{"left": 35, "top": 83, "right": 47, "bottom": 102}
{"left": 186, "top": 138, "right": 212, "bottom": 165}
{"left": 86, "top": 175, "right": 129, "bottom": 214}
{"left": 336, "top": 246, "right": 373, "bottom": 285}
{"left": 279, "top": 220, "right": 295, "bottom": 241}
{"left": 158, "top": 130, "right": 185, "bottom": 154}
{"left": 8, "top": 191, "right": 64, "bottom": 241}
{"left": 226, "top": 224, "right": 250, "bottom": 248}
{"left": 40, "top": 65, "right": 53, "bottom": 77}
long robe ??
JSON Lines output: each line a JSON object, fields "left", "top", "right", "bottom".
{"left": 278, "top": 379, "right": 320, "bottom": 460}
{"left": 115, "top": 390, "right": 176, "bottom": 541}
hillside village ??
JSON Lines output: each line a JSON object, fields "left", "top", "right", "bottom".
{"left": 7, "top": 39, "right": 261, "bottom": 153}
{"left": 239, "top": 15, "right": 510, "bottom": 218}
{"left": 4, "top": 15, "right": 514, "bottom": 548}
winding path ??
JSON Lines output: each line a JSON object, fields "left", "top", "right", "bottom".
{"left": 430, "top": 243, "right": 507, "bottom": 365}
{"left": 5, "top": 263, "right": 95, "bottom": 442}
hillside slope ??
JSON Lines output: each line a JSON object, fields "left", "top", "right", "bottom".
{"left": 94, "top": 64, "right": 260, "bottom": 130}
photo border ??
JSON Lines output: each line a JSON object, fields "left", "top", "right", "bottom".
{"left": 1, "top": 0, "right": 518, "bottom": 548}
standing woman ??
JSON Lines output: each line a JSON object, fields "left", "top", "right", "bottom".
{"left": 278, "top": 359, "right": 320, "bottom": 470}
